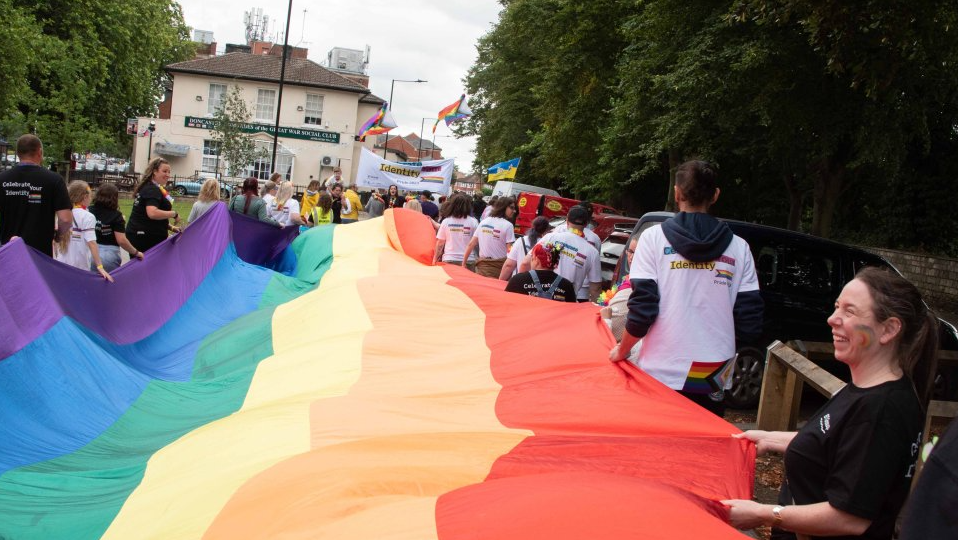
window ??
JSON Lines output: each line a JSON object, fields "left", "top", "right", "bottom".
{"left": 244, "top": 140, "right": 294, "bottom": 181}
{"left": 208, "top": 84, "right": 226, "bottom": 115}
{"left": 304, "top": 94, "right": 324, "bottom": 125}
{"left": 255, "top": 89, "right": 276, "bottom": 122}
{"left": 202, "top": 140, "right": 220, "bottom": 174}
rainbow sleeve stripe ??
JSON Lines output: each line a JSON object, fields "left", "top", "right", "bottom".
{"left": 0, "top": 205, "right": 754, "bottom": 539}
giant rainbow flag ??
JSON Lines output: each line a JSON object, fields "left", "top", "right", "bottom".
{"left": 0, "top": 203, "right": 754, "bottom": 539}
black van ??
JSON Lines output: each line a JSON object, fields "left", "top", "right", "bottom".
{"left": 614, "top": 212, "right": 958, "bottom": 408}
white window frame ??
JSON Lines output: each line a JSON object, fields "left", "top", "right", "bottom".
{"left": 244, "top": 140, "right": 294, "bottom": 181}
{"left": 201, "top": 139, "right": 220, "bottom": 174}
{"left": 207, "top": 83, "right": 227, "bottom": 115}
{"left": 304, "top": 93, "right": 324, "bottom": 125}
{"left": 255, "top": 89, "right": 276, "bottom": 122}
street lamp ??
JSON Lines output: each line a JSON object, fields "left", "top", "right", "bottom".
{"left": 146, "top": 120, "right": 156, "bottom": 162}
{"left": 418, "top": 117, "right": 434, "bottom": 161}
{"left": 382, "top": 78, "right": 427, "bottom": 158}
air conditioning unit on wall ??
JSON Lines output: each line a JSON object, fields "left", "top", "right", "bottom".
{"left": 321, "top": 156, "right": 339, "bottom": 167}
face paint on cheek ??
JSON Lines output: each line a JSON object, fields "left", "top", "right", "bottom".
{"left": 852, "top": 325, "right": 875, "bottom": 349}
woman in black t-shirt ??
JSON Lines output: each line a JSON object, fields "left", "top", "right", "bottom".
{"left": 89, "top": 183, "right": 143, "bottom": 271}
{"left": 384, "top": 184, "right": 404, "bottom": 210}
{"left": 126, "top": 158, "right": 180, "bottom": 252}
{"left": 505, "top": 242, "right": 576, "bottom": 302}
{"left": 329, "top": 183, "right": 344, "bottom": 224}
{"left": 723, "top": 267, "right": 937, "bottom": 540}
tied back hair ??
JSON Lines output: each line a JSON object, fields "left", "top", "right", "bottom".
{"left": 134, "top": 157, "right": 169, "bottom": 196}
{"left": 855, "top": 266, "right": 940, "bottom": 406}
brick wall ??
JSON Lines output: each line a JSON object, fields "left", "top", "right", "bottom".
{"left": 866, "top": 247, "right": 958, "bottom": 314}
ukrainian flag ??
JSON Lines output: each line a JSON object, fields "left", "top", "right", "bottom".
{"left": 487, "top": 157, "right": 521, "bottom": 182}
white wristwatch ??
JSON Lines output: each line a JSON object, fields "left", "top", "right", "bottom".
{"left": 772, "top": 505, "right": 785, "bottom": 527}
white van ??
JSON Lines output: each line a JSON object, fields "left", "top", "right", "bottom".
{"left": 490, "top": 181, "right": 559, "bottom": 199}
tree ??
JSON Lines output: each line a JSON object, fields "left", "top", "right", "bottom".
{"left": 0, "top": 0, "right": 194, "bottom": 163}
{"left": 210, "top": 86, "right": 267, "bottom": 178}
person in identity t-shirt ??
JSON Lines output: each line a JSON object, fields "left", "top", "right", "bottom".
{"left": 520, "top": 205, "right": 601, "bottom": 302}
{"left": 463, "top": 196, "right": 516, "bottom": 278}
{"left": 0, "top": 134, "right": 72, "bottom": 256}
{"left": 609, "top": 160, "right": 763, "bottom": 417}
{"left": 433, "top": 192, "right": 478, "bottom": 270}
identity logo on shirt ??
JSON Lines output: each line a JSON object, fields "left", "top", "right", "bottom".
{"left": 819, "top": 413, "right": 831, "bottom": 434}
{"left": 480, "top": 224, "right": 503, "bottom": 238}
{"left": 447, "top": 223, "right": 472, "bottom": 235}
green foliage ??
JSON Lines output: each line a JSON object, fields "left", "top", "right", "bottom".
{"left": 210, "top": 86, "right": 267, "bottom": 177}
{"left": 466, "top": 0, "right": 958, "bottom": 255}
{"left": 0, "top": 0, "right": 193, "bottom": 162}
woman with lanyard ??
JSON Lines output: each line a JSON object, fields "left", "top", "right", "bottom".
{"left": 329, "top": 183, "right": 347, "bottom": 224}
{"left": 384, "top": 184, "right": 405, "bottom": 210}
{"left": 127, "top": 157, "right": 180, "bottom": 253}
{"left": 505, "top": 242, "right": 576, "bottom": 302}
{"left": 723, "top": 267, "right": 936, "bottom": 540}
{"left": 499, "top": 215, "right": 552, "bottom": 280}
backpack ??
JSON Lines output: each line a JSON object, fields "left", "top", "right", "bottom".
{"left": 529, "top": 270, "right": 566, "bottom": 300}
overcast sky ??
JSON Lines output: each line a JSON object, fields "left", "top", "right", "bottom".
{"left": 176, "top": 0, "right": 502, "bottom": 170}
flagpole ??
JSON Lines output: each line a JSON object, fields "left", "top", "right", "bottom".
{"left": 270, "top": 0, "right": 294, "bottom": 176}
{"left": 382, "top": 78, "right": 427, "bottom": 159}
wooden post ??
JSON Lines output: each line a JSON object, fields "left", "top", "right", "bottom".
{"left": 757, "top": 341, "right": 845, "bottom": 431}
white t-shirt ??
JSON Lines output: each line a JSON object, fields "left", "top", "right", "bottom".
{"left": 436, "top": 216, "right": 479, "bottom": 262}
{"left": 552, "top": 222, "right": 601, "bottom": 251}
{"left": 480, "top": 205, "right": 493, "bottom": 220}
{"left": 537, "top": 231, "right": 601, "bottom": 299}
{"left": 476, "top": 216, "right": 515, "bottom": 259}
{"left": 262, "top": 193, "right": 275, "bottom": 208}
{"left": 55, "top": 207, "right": 96, "bottom": 270}
{"left": 506, "top": 235, "right": 534, "bottom": 277}
{"left": 269, "top": 198, "right": 300, "bottom": 227}
{"left": 627, "top": 223, "right": 759, "bottom": 389}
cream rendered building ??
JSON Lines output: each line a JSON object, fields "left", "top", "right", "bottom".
{"left": 132, "top": 51, "right": 384, "bottom": 188}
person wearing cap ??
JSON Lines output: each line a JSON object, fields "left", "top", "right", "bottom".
{"left": 505, "top": 242, "right": 577, "bottom": 302}
{"left": 520, "top": 205, "right": 601, "bottom": 302}
{"left": 609, "top": 160, "right": 763, "bottom": 417}
{"left": 553, "top": 203, "right": 601, "bottom": 252}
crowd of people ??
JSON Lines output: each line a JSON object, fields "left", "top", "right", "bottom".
{"left": 0, "top": 134, "right": 953, "bottom": 539}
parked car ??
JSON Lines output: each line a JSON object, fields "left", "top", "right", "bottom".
{"left": 599, "top": 231, "right": 629, "bottom": 289}
{"left": 592, "top": 215, "right": 638, "bottom": 243}
{"left": 614, "top": 212, "right": 958, "bottom": 408}
{"left": 170, "top": 176, "right": 236, "bottom": 199}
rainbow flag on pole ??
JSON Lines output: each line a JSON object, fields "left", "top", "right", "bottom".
{"left": 358, "top": 103, "right": 398, "bottom": 141}
{"left": 0, "top": 205, "right": 754, "bottom": 540}
{"left": 432, "top": 94, "right": 472, "bottom": 133}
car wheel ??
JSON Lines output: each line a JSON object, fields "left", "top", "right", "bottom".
{"left": 725, "top": 346, "right": 765, "bottom": 409}
{"left": 173, "top": 185, "right": 187, "bottom": 196}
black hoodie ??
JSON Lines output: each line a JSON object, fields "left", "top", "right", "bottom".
{"left": 625, "top": 212, "right": 763, "bottom": 342}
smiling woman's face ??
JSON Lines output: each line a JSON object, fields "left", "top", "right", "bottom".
{"left": 828, "top": 279, "right": 880, "bottom": 367}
